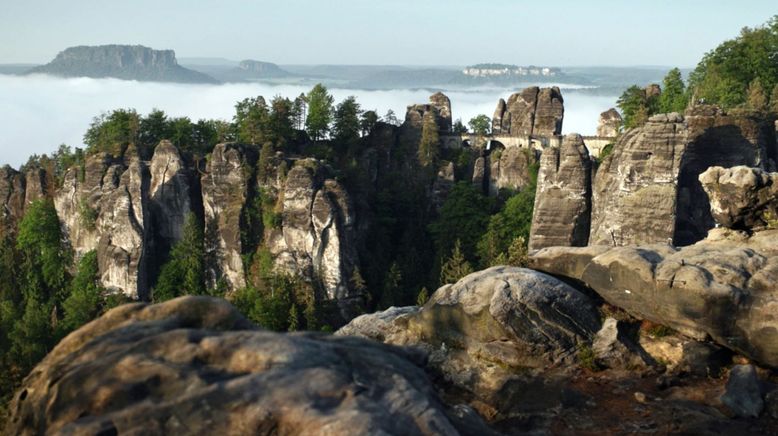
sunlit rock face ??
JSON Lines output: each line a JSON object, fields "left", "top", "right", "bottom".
{"left": 597, "top": 108, "right": 622, "bottom": 137}
{"left": 491, "top": 86, "right": 564, "bottom": 137}
{"left": 4, "top": 296, "right": 492, "bottom": 436}
{"left": 590, "top": 107, "right": 777, "bottom": 247}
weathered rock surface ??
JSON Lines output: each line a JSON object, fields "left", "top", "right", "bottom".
{"left": 533, "top": 87, "right": 565, "bottom": 137}
{"left": 639, "top": 334, "right": 731, "bottom": 377}
{"left": 491, "top": 87, "right": 564, "bottom": 137}
{"left": 486, "top": 147, "right": 534, "bottom": 195}
{"left": 96, "top": 150, "right": 150, "bottom": 299}
{"left": 529, "top": 133, "right": 591, "bottom": 250}
{"left": 596, "top": 108, "right": 622, "bottom": 138}
{"left": 149, "top": 140, "right": 192, "bottom": 248}
{"left": 269, "top": 159, "right": 359, "bottom": 303}
{"left": 530, "top": 228, "right": 778, "bottom": 367}
{"left": 54, "top": 153, "right": 113, "bottom": 259}
{"left": 699, "top": 165, "right": 778, "bottom": 230}
{"left": 432, "top": 161, "right": 455, "bottom": 210}
{"left": 402, "top": 93, "right": 452, "bottom": 145}
{"left": 429, "top": 92, "right": 452, "bottom": 133}
{"left": 590, "top": 108, "right": 777, "bottom": 246}
{"left": 338, "top": 267, "right": 602, "bottom": 412}
{"left": 202, "top": 143, "right": 256, "bottom": 290}
{"left": 4, "top": 296, "right": 491, "bottom": 436}
{"left": 592, "top": 318, "right": 654, "bottom": 370}
{"left": 720, "top": 365, "right": 764, "bottom": 418}
{"left": 0, "top": 166, "right": 27, "bottom": 236}
{"left": 23, "top": 168, "right": 46, "bottom": 206}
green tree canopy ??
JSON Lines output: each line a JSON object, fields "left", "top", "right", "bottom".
{"left": 440, "top": 240, "right": 474, "bottom": 285}
{"left": 688, "top": 16, "right": 778, "bottom": 109}
{"left": 83, "top": 108, "right": 140, "bottom": 157}
{"left": 333, "top": 96, "right": 362, "bottom": 149}
{"left": 617, "top": 86, "right": 653, "bottom": 129}
{"left": 17, "top": 200, "right": 71, "bottom": 300}
{"left": 61, "top": 250, "right": 105, "bottom": 333}
{"left": 746, "top": 77, "right": 769, "bottom": 111}
{"left": 153, "top": 213, "right": 206, "bottom": 302}
{"left": 429, "top": 182, "right": 493, "bottom": 265}
{"left": 305, "top": 84, "right": 334, "bottom": 141}
{"left": 468, "top": 114, "right": 491, "bottom": 136}
{"left": 658, "top": 68, "right": 687, "bottom": 113}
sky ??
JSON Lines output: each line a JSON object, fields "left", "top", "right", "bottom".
{"left": 0, "top": 0, "right": 774, "bottom": 66}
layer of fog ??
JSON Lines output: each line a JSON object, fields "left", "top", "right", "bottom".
{"left": 0, "top": 74, "right": 617, "bottom": 167}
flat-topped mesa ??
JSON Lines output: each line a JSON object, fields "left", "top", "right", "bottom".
{"left": 597, "top": 108, "right": 622, "bottom": 138}
{"left": 590, "top": 106, "right": 778, "bottom": 247}
{"left": 529, "top": 133, "right": 592, "bottom": 251}
{"left": 492, "top": 86, "right": 564, "bottom": 138}
{"left": 28, "top": 44, "right": 218, "bottom": 83}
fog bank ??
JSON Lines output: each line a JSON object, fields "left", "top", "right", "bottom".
{"left": 0, "top": 74, "right": 617, "bottom": 167}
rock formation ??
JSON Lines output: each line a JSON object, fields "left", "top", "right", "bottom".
{"left": 590, "top": 108, "right": 777, "bottom": 246}
{"left": 486, "top": 146, "right": 534, "bottom": 195}
{"left": 0, "top": 166, "right": 27, "bottom": 236}
{"left": 202, "top": 143, "right": 256, "bottom": 290}
{"left": 96, "top": 150, "right": 150, "bottom": 300}
{"left": 596, "top": 108, "right": 622, "bottom": 137}
{"left": 338, "top": 267, "right": 602, "bottom": 412}
{"left": 27, "top": 44, "right": 218, "bottom": 83}
{"left": 432, "top": 161, "right": 455, "bottom": 210}
{"left": 491, "top": 86, "right": 564, "bottom": 137}
{"left": 429, "top": 92, "right": 452, "bottom": 133}
{"left": 4, "top": 296, "right": 493, "bottom": 436}
{"left": 148, "top": 140, "right": 193, "bottom": 250}
{"left": 699, "top": 165, "right": 778, "bottom": 230}
{"left": 23, "top": 168, "right": 46, "bottom": 205}
{"left": 268, "top": 159, "right": 359, "bottom": 303}
{"left": 529, "top": 134, "right": 592, "bottom": 250}
{"left": 530, "top": 226, "right": 778, "bottom": 368}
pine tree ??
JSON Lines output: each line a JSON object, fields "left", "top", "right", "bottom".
{"left": 506, "top": 236, "right": 529, "bottom": 267}
{"left": 350, "top": 268, "right": 367, "bottom": 293}
{"left": 417, "top": 111, "right": 440, "bottom": 167}
{"left": 746, "top": 78, "right": 768, "bottom": 112}
{"left": 658, "top": 68, "right": 687, "bottom": 113}
{"left": 416, "top": 287, "right": 429, "bottom": 306}
{"left": 333, "top": 96, "right": 362, "bottom": 150}
{"left": 61, "top": 251, "right": 104, "bottom": 333}
{"left": 379, "top": 262, "right": 402, "bottom": 309}
{"left": 153, "top": 213, "right": 205, "bottom": 302}
{"left": 440, "top": 240, "right": 474, "bottom": 285}
{"left": 287, "top": 304, "right": 300, "bottom": 332}
{"left": 305, "top": 84, "right": 334, "bottom": 141}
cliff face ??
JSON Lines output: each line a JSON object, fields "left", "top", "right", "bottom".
{"left": 202, "top": 143, "right": 256, "bottom": 291}
{"left": 268, "top": 160, "right": 359, "bottom": 303}
{"left": 0, "top": 166, "right": 26, "bottom": 237}
{"left": 590, "top": 109, "right": 777, "bottom": 246}
{"left": 529, "top": 134, "right": 592, "bottom": 250}
{"left": 28, "top": 45, "right": 218, "bottom": 83}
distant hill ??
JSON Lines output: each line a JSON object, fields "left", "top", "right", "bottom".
{"left": 27, "top": 45, "right": 219, "bottom": 84}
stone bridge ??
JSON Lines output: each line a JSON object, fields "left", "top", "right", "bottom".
{"left": 441, "top": 133, "right": 615, "bottom": 158}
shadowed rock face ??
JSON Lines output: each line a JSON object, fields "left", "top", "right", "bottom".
{"left": 0, "top": 166, "right": 27, "bottom": 236}
{"left": 529, "top": 134, "right": 592, "bottom": 250}
{"left": 530, "top": 228, "right": 778, "bottom": 368}
{"left": 492, "top": 87, "right": 564, "bottom": 137}
{"left": 486, "top": 146, "right": 534, "bottom": 195}
{"left": 4, "top": 296, "right": 492, "bottom": 436}
{"left": 149, "top": 140, "right": 192, "bottom": 248}
{"left": 590, "top": 109, "right": 777, "bottom": 247}
{"left": 202, "top": 143, "right": 257, "bottom": 291}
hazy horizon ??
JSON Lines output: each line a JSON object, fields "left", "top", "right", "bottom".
{"left": 0, "top": 73, "right": 617, "bottom": 167}
{"left": 1, "top": 1, "right": 773, "bottom": 67}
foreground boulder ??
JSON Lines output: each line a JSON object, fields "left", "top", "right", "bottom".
{"left": 338, "top": 267, "right": 602, "bottom": 416}
{"left": 530, "top": 228, "right": 778, "bottom": 367}
{"left": 4, "top": 296, "right": 492, "bottom": 436}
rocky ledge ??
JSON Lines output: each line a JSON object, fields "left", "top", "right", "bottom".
{"left": 3, "top": 296, "right": 494, "bottom": 436}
